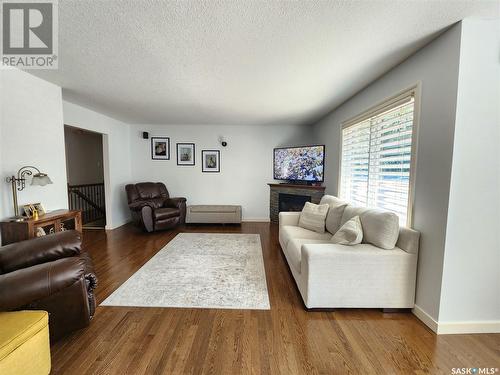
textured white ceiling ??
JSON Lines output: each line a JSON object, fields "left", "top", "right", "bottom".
{"left": 31, "top": 0, "right": 499, "bottom": 125}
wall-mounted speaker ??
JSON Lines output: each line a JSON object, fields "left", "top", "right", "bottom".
{"left": 142, "top": 132, "right": 149, "bottom": 139}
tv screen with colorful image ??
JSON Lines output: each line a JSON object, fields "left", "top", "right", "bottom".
{"left": 273, "top": 145, "right": 325, "bottom": 182}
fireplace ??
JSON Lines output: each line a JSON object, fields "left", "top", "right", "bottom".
{"left": 279, "top": 193, "right": 310, "bottom": 213}
{"left": 268, "top": 183, "right": 325, "bottom": 223}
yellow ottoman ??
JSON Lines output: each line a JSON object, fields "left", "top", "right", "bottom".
{"left": 0, "top": 311, "right": 51, "bottom": 375}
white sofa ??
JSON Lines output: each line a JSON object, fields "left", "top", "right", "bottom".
{"left": 279, "top": 195, "right": 420, "bottom": 309}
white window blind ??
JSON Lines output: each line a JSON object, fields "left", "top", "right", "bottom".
{"left": 340, "top": 94, "right": 416, "bottom": 227}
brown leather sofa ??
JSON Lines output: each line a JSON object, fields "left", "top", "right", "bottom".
{"left": 0, "top": 230, "right": 97, "bottom": 341}
{"left": 126, "top": 182, "right": 187, "bottom": 232}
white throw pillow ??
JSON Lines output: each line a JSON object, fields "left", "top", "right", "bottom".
{"left": 298, "top": 202, "right": 330, "bottom": 233}
{"left": 331, "top": 215, "right": 363, "bottom": 245}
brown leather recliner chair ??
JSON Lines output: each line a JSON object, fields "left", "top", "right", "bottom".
{"left": 0, "top": 230, "right": 97, "bottom": 342}
{"left": 126, "top": 182, "right": 187, "bottom": 232}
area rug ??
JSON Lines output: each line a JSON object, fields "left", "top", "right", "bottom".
{"left": 101, "top": 233, "right": 270, "bottom": 310}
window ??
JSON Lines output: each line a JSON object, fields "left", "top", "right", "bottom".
{"left": 340, "top": 90, "right": 417, "bottom": 227}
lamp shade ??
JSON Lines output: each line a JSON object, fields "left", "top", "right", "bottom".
{"left": 31, "top": 173, "right": 53, "bottom": 186}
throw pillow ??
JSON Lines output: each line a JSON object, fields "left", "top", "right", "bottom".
{"left": 341, "top": 206, "right": 399, "bottom": 249}
{"left": 298, "top": 202, "right": 330, "bottom": 233}
{"left": 331, "top": 215, "right": 363, "bottom": 245}
{"left": 359, "top": 209, "right": 399, "bottom": 250}
{"left": 320, "top": 195, "right": 349, "bottom": 234}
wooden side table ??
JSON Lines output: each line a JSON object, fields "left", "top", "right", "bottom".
{"left": 0, "top": 209, "right": 82, "bottom": 246}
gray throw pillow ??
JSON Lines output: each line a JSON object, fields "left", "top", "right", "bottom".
{"left": 320, "top": 195, "right": 348, "bottom": 234}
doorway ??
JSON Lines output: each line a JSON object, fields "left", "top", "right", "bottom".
{"left": 64, "top": 125, "right": 106, "bottom": 229}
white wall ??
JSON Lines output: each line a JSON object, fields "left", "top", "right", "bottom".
{"left": 438, "top": 19, "right": 500, "bottom": 333}
{"left": 0, "top": 70, "right": 307, "bottom": 227}
{"left": 0, "top": 71, "right": 4, "bottom": 221}
{"left": 64, "top": 126, "right": 104, "bottom": 185}
{"left": 0, "top": 69, "right": 68, "bottom": 219}
{"left": 0, "top": 71, "right": 131, "bottom": 231}
{"left": 63, "top": 101, "right": 132, "bottom": 229}
{"left": 129, "top": 124, "right": 311, "bottom": 220}
{"left": 313, "top": 24, "right": 463, "bottom": 324}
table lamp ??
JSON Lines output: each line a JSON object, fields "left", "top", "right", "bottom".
{"left": 5, "top": 166, "right": 53, "bottom": 220}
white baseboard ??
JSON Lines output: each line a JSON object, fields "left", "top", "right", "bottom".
{"left": 437, "top": 320, "right": 500, "bottom": 334}
{"left": 242, "top": 218, "right": 270, "bottom": 222}
{"left": 413, "top": 305, "right": 500, "bottom": 334}
{"left": 103, "top": 218, "right": 269, "bottom": 229}
{"left": 412, "top": 304, "right": 438, "bottom": 333}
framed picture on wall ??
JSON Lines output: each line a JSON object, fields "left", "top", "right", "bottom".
{"left": 202, "top": 150, "right": 220, "bottom": 172}
{"left": 151, "top": 137, "right": 170, "bottom": 160}
{"left": 176, "top": 143, "right": 195, "bottom": 166}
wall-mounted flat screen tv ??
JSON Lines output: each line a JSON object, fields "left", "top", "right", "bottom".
{"left": 273, "top": 145, "right": 325, "bottom": 182}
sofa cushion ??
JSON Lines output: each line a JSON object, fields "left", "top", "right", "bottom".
{"left": 285, "top": 239, "right": 331, "bottom": 273}
{"left": 320, "top": 195, "right": 348, "bottom": 234}
{"left": 331, "top": 215, "right": 363, "bottom": 245}
{"left": 298, "top": 202, "right": 329, "bottom": 233}
{"left": 341, "top": 205, "right": 370, "bottom": 224}
{"left": 342, "top": 206, "right": 399, "bottom": 249}
{"left": 280, "top": 225, "right": 332, "bottom": 248}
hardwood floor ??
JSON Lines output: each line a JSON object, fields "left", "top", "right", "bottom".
{"left": 50, "top": 223, "right": 499, "bottom": 374}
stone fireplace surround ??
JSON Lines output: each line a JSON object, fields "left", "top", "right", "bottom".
{"left": 268, "top": 183, "right": 326, "bottom": 223}
{"left": 279, "top": 193, "right": 311, "bottom": 213}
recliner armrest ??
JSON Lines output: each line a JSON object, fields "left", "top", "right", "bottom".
{"left": 128, "top": 200, "right": 155, "bottom": 211}
{"left": 0, "top": 230, "right": 81, "bottom": 274}
{"left": 164, "top": 197, "right": 187, "bottom": 209}
{"left": 0, "top": 256, "right": 89, "bottom": 311}
{"left": 165, "top": 197, "right": 187, "bottom": 224}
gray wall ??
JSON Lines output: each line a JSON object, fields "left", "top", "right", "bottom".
{"left": 439, "top": 19, "right": 500, "bottom": 328}
{"left": 313, "top": 24, "right": 463, "bottom": 322}
{"left": 64, "top": 126, "right": 104, "bottom": 185}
